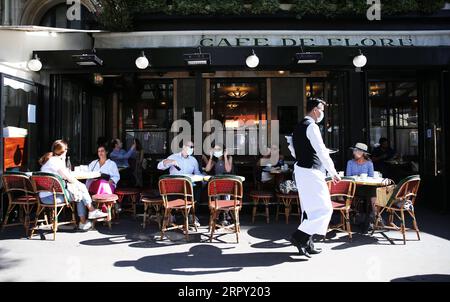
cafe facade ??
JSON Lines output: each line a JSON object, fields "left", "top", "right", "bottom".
{"left": 1, "top": 1, "right": 449, "bottom": 210}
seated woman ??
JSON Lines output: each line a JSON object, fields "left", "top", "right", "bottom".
{"left": 86, "top": 145, "right": 120, "bottom": 195}
{"left": 39, "top": 140, "right": 107, "bottom": 231}
{"left": 345, "top": 142, "right": 376, "bottom": 233}
{"left": 204, "top": 145, "right": 234, "bottom": 175}
{"left": 205, "top": 145, "right": 234, "bottom": 226}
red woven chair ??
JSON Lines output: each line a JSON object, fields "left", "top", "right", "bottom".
{"left": 373, "top": 175, "right": 421, "bottom": 244}
{"left": 326, "top": 177, "right": 356, "bottom": 241}
{"left": 1, "top": 172, "right": 37, "bottom": 235}
{"left": 158, "top": 175, "right": 197, "bottom": 241}
{"left": 30, "top": 172, "right": 77, "bottom": 240}
{"left": 208, "top": 175, "right": 243, "bottom": 243}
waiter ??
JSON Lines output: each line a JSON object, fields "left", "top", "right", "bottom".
{"left": 290, "top": 98, "right": 341, "bottom": 258}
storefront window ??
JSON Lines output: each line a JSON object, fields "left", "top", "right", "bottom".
{"left": 211, "top": 80, "right": 266, "bottom": 154}
{"left": 1, "top": 75, "right": 39, "bottom": 171}
{"left": 124, "top": 81, "right": 173, "bottom": 155}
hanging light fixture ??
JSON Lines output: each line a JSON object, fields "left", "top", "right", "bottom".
{"left": 245, "top": 49, "right": 259, "bottom": 68}
{"left": 27, "top": 54, "right": 42, "bottom": 72}
{"left": 135, "top": 51, "right": 150, "bottom": 69}
{"left": 227, "top": 88, "right": 248, "bottom": 99}
{"left": 353, "top": 50, "right": 367, "bottom": 68}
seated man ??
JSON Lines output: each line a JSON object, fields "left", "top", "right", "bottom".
{"left": 157, "top": 141, "right": 202, "bottom": 176}
{"left": 157, "top": 141, "right": 202, "bottom": 226}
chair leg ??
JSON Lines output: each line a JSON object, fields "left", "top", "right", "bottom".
{"left": 284, "top": 200, "right": 291, "bottom": 224}
{"left": 143, "top": 203, "right": 148, "bottom": 229}
{"left": 2, "top": 204, "right": 14, "bottom": 231}
{"left": 345, "top": 210, "right": 352, "bottom": 241}
{"left": 191, "top": 205, "right": 198, "bottom": 232}
{"left": 235, "top": 209, "right": 240, "bottom": 243}
{"left": 410, "top": 210, "right": 420, "bottom": 240}
{"left": 52, "top": 208, "right": 58, "bottom": 241}
{"left": 30, "top": 205, "right": 44, "bottom": 239}
{"left": 184, "top": 208, "right": 189, "bottom": 241}
{"left": 252, "top": 198, "right": 257, "bottom": 224}
{"left": 400, "top": 209, "right": 406, "bottom": 245}
{"left": 264, "top": 198, "right": 270, "bottom": 224}
{"left": 210, "top": 209, "right": 218, "bottom": 243}
{"left": 160, "top": 208, "right": 169, "bottom": 240}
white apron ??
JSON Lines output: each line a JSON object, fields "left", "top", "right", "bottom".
{"left": 294, "top": 164, "right": 332, "bottom": 236}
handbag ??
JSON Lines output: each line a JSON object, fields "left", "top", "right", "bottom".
{"left": 100, "top": 173, "right": 111, "bottom": 181}
{"left": 376, "top": 184, "right": 395, "bottom": 207}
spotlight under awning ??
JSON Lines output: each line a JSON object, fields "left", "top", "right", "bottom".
{"left": 72, "top": 53, "right": 103, "bottom": 66}
{"left": 183, "top": 52, "right": 211, "bottom": 66}
{"left": 295, "top": 52, "right": 323, "bottom": 64}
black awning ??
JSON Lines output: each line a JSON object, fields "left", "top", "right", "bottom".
{"left": 34, "top": 46, "right": 450, "bottom": 73}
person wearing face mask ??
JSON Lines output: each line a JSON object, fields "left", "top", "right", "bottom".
{"left": 205, "top": 145, "right": 234, "bottom": 175}
{"left": 157, "top": 141, "right": 202, "bottom": 176}
{"left": 204, "top": 145, "right": 235, "bottom": 226}
{"left": 157, "top": 141, "right": 202, "bottom": 227}
{"left": 290, "top": 98, "right": 341, "bottom": 258}
{"left": 346, "top": 143, "right": 377, "bottom": 233}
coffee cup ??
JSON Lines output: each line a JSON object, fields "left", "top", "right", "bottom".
{"left": 360, "top": 173, "right": 368, "bottom": 179}
{"left": 338, "top": 171, "right": 345, "bottom": 177}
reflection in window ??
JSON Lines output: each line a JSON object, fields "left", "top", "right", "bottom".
{"left": 369, "top": 80, "right": 419, "bottom": 173}
{"left": 124, "top": 81, "right": 173, "bottom": 155}
{"left": 1, "top": 76, "right": 38, "bottom": 171}
{"left": 211, "top": 81, "right": 266, "bottom": 154}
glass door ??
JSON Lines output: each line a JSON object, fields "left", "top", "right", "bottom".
{"left": 419, "top": 71, "right": 446, "bottom": 209}
{"left": 368, "top": 80, "right": 419, "bottom": 182}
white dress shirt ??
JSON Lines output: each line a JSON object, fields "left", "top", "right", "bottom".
{"left": 157, "top": 152, "right": 202, "bottom": 175}
{"left": 304, "top": 116, "right": 338, "bottom": 177}
{"left": 86, "top": 159, "right": 120, "bottom": 188}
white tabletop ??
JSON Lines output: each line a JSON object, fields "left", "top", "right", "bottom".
{"left": 72, "top": 171, "right": 101, "bottom": 180}
{"left": 178, "top": 174, "right": 245, "bottom": 182}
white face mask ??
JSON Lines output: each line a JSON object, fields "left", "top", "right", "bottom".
{"left": 214, "top": 151, "right": 223, "bottom": 158}
{"left": 316, "top": 110, "right": 324, "bottom": 123}
{"left": 186, "top": 147, "right": 194, "bottom": 156}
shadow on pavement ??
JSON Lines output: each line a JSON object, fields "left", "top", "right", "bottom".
{"left": 114, "top": 244, "right": 306, "bottom": 275}
{"left": 0, "top": 248, "right": 20, "bottom": 271}
{"left": 391, "top": 274, "right": 450, "bottom": 282}
{"left": 246, "top": 224, "right": 295, "bottom": 249}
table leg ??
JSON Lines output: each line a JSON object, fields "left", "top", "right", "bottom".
{"left": 106, "top": 203, "right": 112, "bottom": 230}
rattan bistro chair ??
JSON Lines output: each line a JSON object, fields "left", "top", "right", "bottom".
{"left": 30, "top": 172, "right": 77, "bottom": 240}
{"left": 1, "top": 171, "right": 38, "bottom": 235}
{"left": 158, "top": 175, "right": 197, "bottom": 241}
{"left": 326, "top": 177, "right": 356, "bottom": 241}
{"left": 207, "top": 175, "right": 243, "bottom": 243}
{"left": 372, "top": 175, "right": 421, "bottom": 245}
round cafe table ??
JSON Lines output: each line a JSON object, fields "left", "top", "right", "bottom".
{"left": 268, "top": 167, "right": 292, "bottom": 188}
{"left": 72, "top": 171, "right": 101, "bottom": 181}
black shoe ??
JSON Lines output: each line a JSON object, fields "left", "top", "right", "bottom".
{"left": 289, "top": 236, "right": 311, "bottom": 258}
{"left": 306, "top": 238, "right": 322, "bottom": 254}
